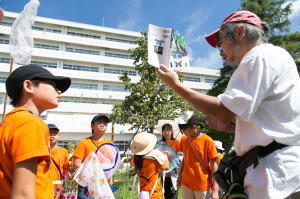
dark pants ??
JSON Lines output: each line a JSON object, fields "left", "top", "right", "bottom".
{"left": 164, "top": 177, "right": 177, "bottom": 199}
{"left": 77, "top": 185, "right": 93, "bottom": 199}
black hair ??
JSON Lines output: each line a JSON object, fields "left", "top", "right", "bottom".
{"left": 10, "top": 79, "right": 41, "bottom": 107}
{"left": 133, "top": 155, "right": 144, "bottom": 171}
{"left": 161, "top": 123, "right": 175, "bottom": 141}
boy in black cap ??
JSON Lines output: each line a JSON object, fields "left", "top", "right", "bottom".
{"left": 176, "top": 112, "right": 219, "bottom": 199}
{"left": 48, "top": 123, "right": 70, "bottom": 198}
{"left": 73, "top": 114, "right": 112, "bottom": 199}
{"left": 0, "top": 64, "right": 71, "bottom": 199}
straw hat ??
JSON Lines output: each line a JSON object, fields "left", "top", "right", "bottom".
{"left": 130, "top": 132, "right": 157, "bottom": 155}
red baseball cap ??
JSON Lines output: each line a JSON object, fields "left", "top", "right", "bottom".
{"left": 205, "top": 10, "right": 264, "bottom": 48}
{"left": 0, "top": 9, "right": 4, "bottom": 21}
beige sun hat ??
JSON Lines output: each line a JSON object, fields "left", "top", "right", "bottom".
{"left": 130, "top": 132, "right": 157, "bottom": 155}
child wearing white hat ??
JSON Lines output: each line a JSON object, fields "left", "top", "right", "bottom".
{"left": 214, "top": 140, "right": 225, "bottom": 164}
{"left": 130, "top": 132, "right": 169, "bottom": 199}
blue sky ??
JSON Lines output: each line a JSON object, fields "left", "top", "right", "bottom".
{"left": 1, "top": 0, "right": 300, "bottom": 69}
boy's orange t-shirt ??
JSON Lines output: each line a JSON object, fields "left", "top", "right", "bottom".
{"left": 50, "top": 146, "right": 69, "bottom": 181}
{"left": 177, "top": 134, "right": 218, "bottom": 191}
{"left": 73, "top": 137, "right": 113, "bottom": 161}
{"left": 164, "top": 139, "right": 180, "bottom": 152}
{"left": 0, "top": 107, "right": 54, "bottom": 199}
{"left": 139, "top": 158, "right": 168, "bottom": 199}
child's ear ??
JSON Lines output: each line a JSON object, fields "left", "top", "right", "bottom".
{"left": 23, "top": 80, "right": 35, "bottom": 94}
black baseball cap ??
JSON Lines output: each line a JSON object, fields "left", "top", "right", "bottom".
{"left": 6, "top": 64, "right": 71, "bottom": 100}
{"left": 91, "top": 114, "right": 110, "bottom": 124}
{"left": 47, "top": 123, "right": 59, "bottom": 131}
{"left": 177, "top": 112, "right": 204, "bottom": 130}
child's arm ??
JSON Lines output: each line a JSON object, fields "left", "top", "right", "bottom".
{"left": 177, "top": 158, "right": 184, "bottom": 187}
{"left": 73, "top": 157, "right": 83, "bottom": 169}
{"left": 210, "top": 158, "right": 219, "bottom": 199}
{"left": 11, "top": 157, "right": 39, "bottom": 199}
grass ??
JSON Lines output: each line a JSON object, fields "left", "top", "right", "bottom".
{"left": 113, "top": 172, "right": 182, "bottom": 199}
{"left": 114, "top": 172, "right": 137, "bottom": 199}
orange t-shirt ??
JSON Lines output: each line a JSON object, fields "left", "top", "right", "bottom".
{"left": 0, "top": 107, "right": 53, "bottom": 199}
{"left": 73, "top": 137, "right": 113, "bottom": 161}
{"left": 164, "top": 139, "right": 180, "bottom": 177}
{"left": 164, "top": 139, "right": 180, "bottom": 152}
{"left": 139, "top": 159, "right": 168, "bottom": 199}
{"left": 177, "top": 134, "right": 218, "bottom": 191}
{"left": 51, "top": 146, "right": 69, "bottom": 198}
{"left": 50, "top": 146, "right": 69, "bottom": 181}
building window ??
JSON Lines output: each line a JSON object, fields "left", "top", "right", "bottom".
{"left": 0, "top": 57, "right": 10, "bottom": 63}
{"left": 0, "top": 21, "right": 12, "bottom": 26}
{"left": 58, "top": 140, "right": 77, "bottom": 149}
{"left": 103, "top": 84, "right": 125, "bottom": 92}
{"left": 70, "top": 82, "right": 98, "bottom": 90}
{"left": 105, "top": 52, "right": 133, "bottom": 60}
{"left": 106, "top": 37, "right": 135, "bottom": 44}
{"left": 63, "top": 64, "right": 99, "bottom": 72}
{"left": 0, "top": 76, "right": 7, "bottom": 83}
{"left": 183, "top": 76, "right": 202, "bottom": 82}
{"left": 32, "top": 26, "right": 62, "bottom": 33}
{"left": 66, "top": 47, "right": 100, "bottom": 55}
{"left": 0, "top": 39, "right": 9, "bottom": 44}
{"left": 31, "top": 60, "right": 57, "bottom": 68}
{"left": 60, "top": 97, "right": 98, "bottom": 104}
{"left": 34, "top": 43, "right": 59, "bottom": 51}
{"left": 114, "top": 140, "right": 129, "bottom": 152}
{"left": 104, "top": 68, "right": 136, "bottom": 76}
{"left": 67, "top": 31, "right": 101, "bottom": 40}
{"left": 0, "top": 96, "right": 4, "bottom": 104}
{"left": 205, "top": 78, "right": 215, "bottom": 84}
{"left": 60, "top": 96, "right": 122, "bottom": 105}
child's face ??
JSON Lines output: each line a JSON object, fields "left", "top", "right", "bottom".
{"left": 49, "top": 129, "right": 60, "bottom": 144}
{"left": 91, "top": 119, "right": 108, "bottom": 136}
{"left": 162, "top": 129, "right": 173, "bottom": 140}
{"left": 31, "top": 80, "right": 61, "bottom": 111}
{"left": 181, "top": 125, "right": 198, "bottom": 137}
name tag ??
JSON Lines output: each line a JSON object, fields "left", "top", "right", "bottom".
{"left": 52, "top": 180, "right": 63, "bottom": 185}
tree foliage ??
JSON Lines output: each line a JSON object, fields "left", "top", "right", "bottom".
{"left": 241, "top": 0, "right": 292, "bottom": 37}
{"left": 110, "top": 32, "right": 189, "bottom": 133}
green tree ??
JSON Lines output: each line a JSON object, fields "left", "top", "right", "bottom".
{"left": 110, "top": 32, "right": 189, "bottom": 134}
{"left": 241, "top": 0, "right": 292, "bottom": 37}
{"left": 270, "top": 32, "right": 300, "bottom": 73}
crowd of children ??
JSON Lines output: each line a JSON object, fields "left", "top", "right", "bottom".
{"left": 0, "top": 63, "right": 225, "bottom": 199}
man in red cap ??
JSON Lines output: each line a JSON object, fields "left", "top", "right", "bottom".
{"left": 156, "top": 10, "right": 300, "bottom": 199}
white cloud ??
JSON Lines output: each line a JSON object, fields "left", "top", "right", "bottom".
{"left": 190, "top": 49, "right": 223, "bottom": 69}
{"left": 286, "top": 0, "right": 300, "bottom": 19}
{"left": 182, "top": 8, "right": 207, "bottom": 43}
{"left": 117, "top": 0, "right": 141, "bottom": 30}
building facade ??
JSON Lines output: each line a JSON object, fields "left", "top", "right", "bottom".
{"left": 0, "top": 11, "right": 219, "bottom": 151}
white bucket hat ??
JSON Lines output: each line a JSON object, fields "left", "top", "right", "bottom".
{"left": 130, "top": 132, "right": 157, "bottom": 155}
{"left": 214, "top": 140, "right": 225, "bottom": 151}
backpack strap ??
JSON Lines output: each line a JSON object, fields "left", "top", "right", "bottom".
{"left": 89, "top": 137, "right": 99, "bottom": 149}
{"left": 241, "top": 140, "right": 287, "bottom": 169}
{"left": 188, "top": 137, "right": 210, "bottom": 173}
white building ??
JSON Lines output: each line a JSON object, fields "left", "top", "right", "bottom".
{"left": 0, "top": 11, "right": 219, "bottom": 151}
